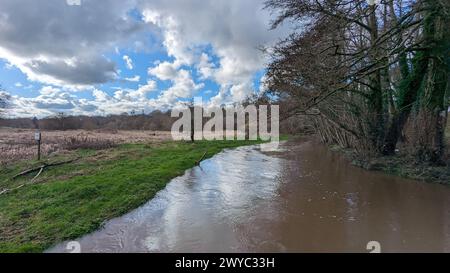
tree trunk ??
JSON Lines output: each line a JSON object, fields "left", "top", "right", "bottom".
{"left": 383, "top": 0, "right": 450, "bottom": 158}
{"left": 382, "top": 52, "right": 429, "bottom": 155}
{"left": 412, "top": 0, "right": 449, "bottom": 164}
{"left": 367, "top": 4, "right": 385, "bottom": 153}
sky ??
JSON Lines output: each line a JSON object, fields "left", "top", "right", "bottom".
{"left": 0, "top": 0, "right": 290, "bottom": 118}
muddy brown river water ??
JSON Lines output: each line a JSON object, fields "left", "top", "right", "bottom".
{"left": 48, "top": 140, "right": 450, "bottom": 253}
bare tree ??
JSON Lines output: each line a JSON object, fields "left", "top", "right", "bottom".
{"left": 265, "top": 0, "right": 450, "bottom": 163}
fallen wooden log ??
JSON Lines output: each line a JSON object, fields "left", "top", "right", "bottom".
{"left": 31, "top": 167, "right": 44, "bottom": 183}
{"left": 12, "top": 165, "right": 46, "bottom": 180}
{"left": 1, "top": 158, "right": 79, "bottom": 197}
{"left": 0, "top": 184, "right": 24, "bottom": 196}
{"left": 12, "top": 158, "right": 79, "bottom": 180}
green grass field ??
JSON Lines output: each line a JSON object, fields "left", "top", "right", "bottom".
{"left": 0, "top": 140, "right": 262, "bottom": 253}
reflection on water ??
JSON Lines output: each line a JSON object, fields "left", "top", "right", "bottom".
{"left": 48, "top": 140, "right": 450, "bottom": 253}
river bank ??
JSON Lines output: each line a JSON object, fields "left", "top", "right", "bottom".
{"left": 332, "top": 146, "right": 450, "bottom": 186}
{"left": 324, "top": 120, "right": 450, "bottom": 185}
{"left": 0, "top": 140, "right": 262, "bottom": 253}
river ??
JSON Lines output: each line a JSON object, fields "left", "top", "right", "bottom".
{"left": 48, "top": 139, "right": 450, "bottom": 253}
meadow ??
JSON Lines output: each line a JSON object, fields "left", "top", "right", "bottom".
{"left": 0, "top": 128, "right": 262, "bottom": 253}
{"left": 0, "top": 129, "right": 172, "bottom": 166}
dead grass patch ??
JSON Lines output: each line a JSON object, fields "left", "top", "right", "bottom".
{"left": 0, "top": 129, "right": 171, "bottom": 165}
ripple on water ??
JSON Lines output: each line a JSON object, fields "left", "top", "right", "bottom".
{"left": 47, "top": 141, "right": 450, "bottom": 253}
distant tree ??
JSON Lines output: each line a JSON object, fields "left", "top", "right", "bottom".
{"left": 56, "top": 112, "right": 68, "bottom": 131}
{"left": 32, "top": 117, "right": 40, "bottom": 129}
{"left": 2, "top": 110, "right": 177, "bottom": 131}
{"left": 81, "top": 118, "right": 98, "bottom": 131}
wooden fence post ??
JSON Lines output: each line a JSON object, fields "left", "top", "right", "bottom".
{"left": 35, "top": 130, "right": 41, "bottom": 161}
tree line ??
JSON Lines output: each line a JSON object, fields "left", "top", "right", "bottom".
{"left": 265, "top": 0, "right": 450, "bottom": 164}
{"left": 0, "top": 111, "right": 176, "bottom": 131}
{"left": 0, "top": 104, "right": 305, "bottom": 135}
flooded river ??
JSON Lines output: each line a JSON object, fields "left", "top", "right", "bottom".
{"left": 48, "top": 140, "right": 450, "bottom": 253}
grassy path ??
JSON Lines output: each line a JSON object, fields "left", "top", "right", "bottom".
{"left": 0, "top": 140, "right": 261, "bottom": 253}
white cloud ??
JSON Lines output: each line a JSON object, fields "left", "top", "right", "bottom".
{"left": 125, "top": 75, "right": 141, "bottom": 82}
{"left": 4, "top": 0, "right": 291, "bottom": 117}
{"left": 40, "top": 86, "right": 61, "bottom": 96}
{"left": 6, "top": 82, "right": 157, "bottom": 118}
{"left": 142, "top": 11, "right": 195, "bottom": 66}
{"left": 92, "top": 89, "right": 110, "bottom": 102}
{"left": 123, "top": 55, "right": 134, "bottom": 70}
{"left": 148, "top": 61, "right": 179, "bottom": 81}
{"left": 131, "top": 80, "right": 158, "bottom": 99}
{"left": 138, "top": 80, "right": 157, "bottom": 93}
{"left": 140, "top": 0, "right": 290, "bottom": 104}
{"left": 157, "top": 69, "right": 204, "bottom": 104}
{"left": 229, "top": 82, "right": 254, "bottom": 102}
{"left": 197, "top": 53, "right": 215, "bottom": 80}
{"left": 0, "top": 0, "right": 145, "bottom": 88}
{"left": 5, "top": 86, "right": 81, "bottom": 118}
